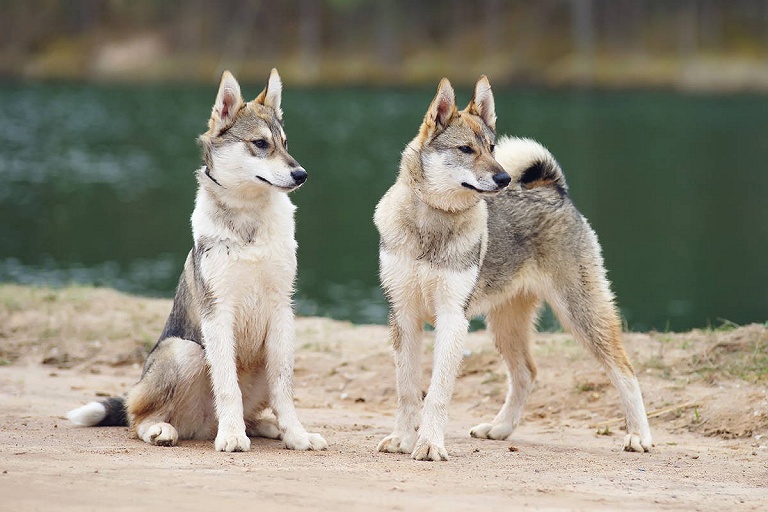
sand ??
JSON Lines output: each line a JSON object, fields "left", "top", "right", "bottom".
{"left": 1, "top": 285, "right": 766, "bottom": 511}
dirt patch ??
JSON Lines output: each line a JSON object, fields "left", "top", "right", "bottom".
{"left": 1, "top": 285, "right": 766, "bottom": 511}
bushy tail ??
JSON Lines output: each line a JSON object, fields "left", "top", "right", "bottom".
{"left": 495, "top": 136, "right": 567, "bottom": 193}
{"left": 67, "top": 397, "right": 128, "bottom": 427}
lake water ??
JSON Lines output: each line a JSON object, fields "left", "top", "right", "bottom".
{"left": 1, "top": 82, "right": 766, "bottom": 331}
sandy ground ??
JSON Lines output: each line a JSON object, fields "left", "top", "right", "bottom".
{"left": 0, "top": 285, "right": 766, "bottom": 511}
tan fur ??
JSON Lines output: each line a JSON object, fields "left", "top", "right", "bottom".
{"left": 375, "top": 76, "right": 652, "bottom": 461}
{"left": 521, "top": 177, "right": 557, "bottom": 190}
{"left": 68, "top": 69, "right": 325, "bottom": 453}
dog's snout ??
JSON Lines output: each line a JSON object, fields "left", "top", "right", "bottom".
{"left": 291, "top": 168, "right": 308, "bottom": 185}
{"left": 492, "top": 172, "right": 511, "bottom": 188}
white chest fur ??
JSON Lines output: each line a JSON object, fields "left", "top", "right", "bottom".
{"left": 191, "top": 183, "right": 298, "bottom": 346}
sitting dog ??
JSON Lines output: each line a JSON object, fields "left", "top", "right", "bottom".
{"left": 68, "top": 69, "right": 327, "bottom": 453}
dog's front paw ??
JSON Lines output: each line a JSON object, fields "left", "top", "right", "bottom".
{"left": 469, "top": 422, "right": 513, "bottom": 440}
{"left": 215, "top": 431, "right": 251, "bottom": 452}
{"left": 377, "top": 432, "right": 416, "bottom": 454}
{"left": 283, "top": 430, "right": 328, "bottom": 451}
{"left": 623, "top": 432, "right": 652, "bottom": 453}
{"left": 411, "top": 437, "right": 448, "bottom": 461}
{"left": 145, "top": 422, "right": 178, "bottom": 447}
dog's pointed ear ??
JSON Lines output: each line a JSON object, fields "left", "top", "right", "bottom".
{"left": 465, "top": 75, "right": 496, "bottom": 131}
{"left": 209, "top": 70, "right": 244, "bottom": 134}
{"left": 424, "top": 78, "right": 456, "bottom": 131}
{"left": 255, "top": 68, "right": 283, "bottom": 121}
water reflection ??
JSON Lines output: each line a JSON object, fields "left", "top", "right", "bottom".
{"left": 0, "top": 83, "right": 766, "bottom": 331}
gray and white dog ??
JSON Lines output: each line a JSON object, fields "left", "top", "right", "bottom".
{"left": 68, "top": 69, "right": 327, "bottom": 453}
{"left": 374, "top": 76, "right": 652, "bottom": 461}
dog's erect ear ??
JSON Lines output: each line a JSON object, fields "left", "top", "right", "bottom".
{"left": 209, "top": 70, "right": 244, "bottom": 134}
{"left": 465, "top": 75, "right": 496, "bottom": 131}
{"left": 424, "top": 78, "right": 456, "bottom": 131}
{"left": 255, "top": 68, "right": 283, "bottom": 121}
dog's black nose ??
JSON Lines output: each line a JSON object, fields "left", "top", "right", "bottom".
{"left": 291, "top": 168, "right": 308, "bottom": 185}
{"left": 492, "top": 172, "right": 511, "bottom": 188}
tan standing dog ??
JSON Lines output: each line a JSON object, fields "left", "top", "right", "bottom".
{"left": 374, "top": 76, "right": 652, "bottom": 461}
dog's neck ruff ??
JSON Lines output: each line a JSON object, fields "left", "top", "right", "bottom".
{"left": 409, "top": 173, "right": 481, "bottom": 216}
{"left": 412, "top": 187, "right": 480, "bottom": 215}
{"left": 399, "top": 144, "right": 482, "bottom": 215}
{"left": 192, "top": 173, "right": 296, "bottom": 251}
{"left": 195, "top": 165, "right": 281, "bottom": 217}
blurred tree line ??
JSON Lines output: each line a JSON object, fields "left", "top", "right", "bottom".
{"left": 3, "top": 0, "right": 768, "bottom": 89}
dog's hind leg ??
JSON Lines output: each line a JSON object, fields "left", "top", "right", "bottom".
{"left": 547, "top": 268, "right": 653, "bottom": 452}
{"left": 246, "top": 416, "right": 281, "bottom": 439}
{"left": 470, "top": 293, "right": 540, "bottom": 441}
{"left": 129, "top": 381, "right": 180, "bottom": 447}
{"left": 242, "top": 370, "right": 281, "bottom": 440}
{"left": 127, "top": 337, "right": 214, "bottom": 447}
{"left": 135, "top": 420, "right": 179, "bottom": 447}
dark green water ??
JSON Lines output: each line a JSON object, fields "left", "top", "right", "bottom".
{"left": 1, "top": 82, "right": 766, "bottom": 331}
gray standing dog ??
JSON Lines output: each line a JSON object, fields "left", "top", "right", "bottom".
{"left": 374, "top": 76, "right": 652, "bottom": 461}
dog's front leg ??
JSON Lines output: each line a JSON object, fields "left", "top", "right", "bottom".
{"left": 377, "top": 309, "right": 423, "bottom": 454}
{"left": 412, "top": 306, "right": 468, "bottom": 461}
{"left": 412, "top": 268, "right": 476, "bottom": 461}
{"left": 202, "top": 310, "right": 250, "bottom": 452}
{"left": 266, "top": 305, "right": 327, "bottom": 451}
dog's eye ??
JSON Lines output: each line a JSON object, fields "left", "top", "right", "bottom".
{"left": 252, "top": 139, "right": 269, "bottom": 150}
{"left": 458, "top": 145, "right": 475, "bottom": 154}
{"left": 490, "top": 144, "right": 495, "bottom": 152}
{"left": 283, "top": 139, "right": 288, "bottom": 149}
